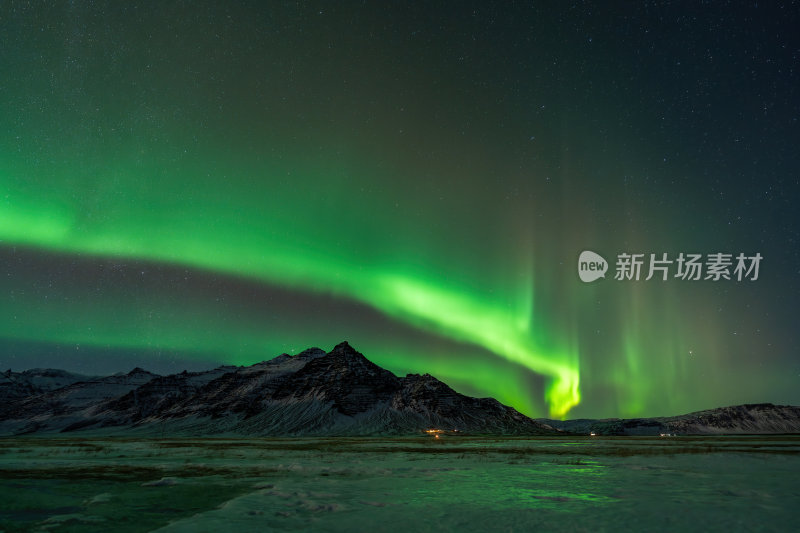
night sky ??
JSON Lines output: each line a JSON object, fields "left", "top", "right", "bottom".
{"left": 2, "top": 2, "right": 799, "bottom": 419}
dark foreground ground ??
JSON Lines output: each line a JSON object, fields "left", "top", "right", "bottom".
{"left": 1, "top": 435, "right": 798, "bottom": 532}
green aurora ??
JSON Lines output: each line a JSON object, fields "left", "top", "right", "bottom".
{"left": 1, "top": 2, "right": 798, "bottom": 418}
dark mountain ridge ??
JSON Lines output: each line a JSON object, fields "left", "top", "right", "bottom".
{"left": 0, "top": 342, "right": 557, "bottom": 436}
{"left": 4, "top": 342, "right": 798, "bottom": 437}
{"left": 540, "top": 403, "right": 800, "bottom": 435}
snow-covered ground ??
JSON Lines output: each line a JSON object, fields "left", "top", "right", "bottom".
{"left": 0, "top": 436, "right": 798, "bottom": 532}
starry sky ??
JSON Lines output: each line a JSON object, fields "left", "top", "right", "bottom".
{"left": 2, "top": 1, "right": 799, "bottom": 419}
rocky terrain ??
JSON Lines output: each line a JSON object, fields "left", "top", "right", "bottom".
{"left": 540, "top": 403, "right": 800, "bottom": 435}
{"left": 0, "top": 342, "right": 557, "bottom": 436}
{"left": 5, "top": 342, "right": 799, "bottom": 437}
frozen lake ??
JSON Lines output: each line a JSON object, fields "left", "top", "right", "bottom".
{"left": 1, "top": 435, "right": 798, "bottom": 532}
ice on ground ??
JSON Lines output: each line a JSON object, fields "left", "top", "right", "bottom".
{"left": 0, "top": 436, "right": 798, "bottom": 532}
{"left": 142, "top": 477, "right": 180, "bottom": 487}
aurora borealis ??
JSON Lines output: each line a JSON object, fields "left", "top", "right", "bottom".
{"left": 1, "top": 2, "right": 798, "bottom": 418}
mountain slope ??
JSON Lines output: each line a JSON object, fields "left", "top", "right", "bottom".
{"left": 0, "top": 368, "right": 92, "bottom": 402}
{"left": 7, "top": 343, "right": 796, "bottom": 437}
{"left": 540, "top": 403, "right": 800, "bottom": 435}
{"left": 0, "top": 368, "right": 159, "bottom": 434}
{"left": 0, "top": 342, "right": 558, "bottom": 436}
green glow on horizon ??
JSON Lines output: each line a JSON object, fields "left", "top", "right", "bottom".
{"left": 1, "top": 2, "right": 793, "bottom": 423}
{"left": 375, "top": 348, "right": 543, "bottom": 416}
{"left": 0, "top": 160, "right": 581, "bottom": 418}
{"left": 376, "top": 275, "right": 579, "bottom": 417}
